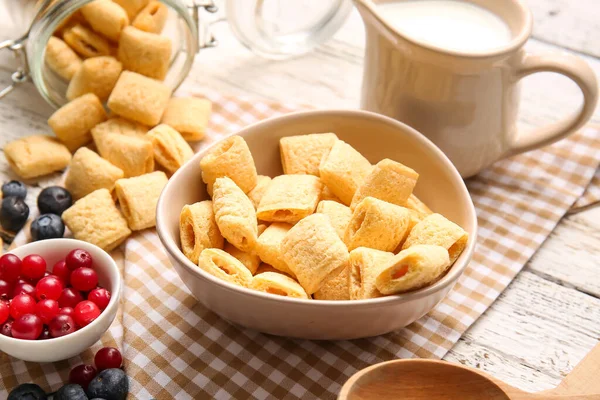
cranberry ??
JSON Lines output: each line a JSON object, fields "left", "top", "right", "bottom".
{"left": 73, "top": 300, "right": 100, "bottom": 328}
{"left": 87, "top": 288, "right": 111, "bottom": 310}
{"left": 0, "top": 301, "right": 8, "bottom": 324}
{"left": 59, "top": 307, "right": 74, "bottom": 317}
{"left": 48, "top": 314, "right": 76, "bottom": 338}
{"left": 21, "top": 254, "right": 46, "bottom": 281}
{"left": 11, "top": 314, "right": 43, "bottom": 340}
{"left": 0, "top": 280, "right": 13, "bottom": 301}
{"left": 70, "top": 268, "right": 98, "bottom": 292}
{"left": 13, "top": 281, "right": 35, "bottom": 298}
{"left": 69, "top": 364, "right": 97, "bottom": 390}
{"left": 1, "top": 319, "right": 13, "bottom": 336}
{"left": 58, "top": 288, "right": 84, "bottom": 308}
{"left": 0, "top": 254, "right": 22, "bottom": 283}
{"left": 65, "top": 249, "right": 93, "bottom": 271}
{"left": 35, "top": 299, "right": 60, "bottom": 324}
{"left": 35, "top": 275, "right": 64, "bottom": 301}
{"left": 94, "top": 347, "right": 123, "bottom": 370}
{"left": 9, "top": 293, "right": 36, "bottom": 320}
{"left": 39, "top": 327, "right": 52, "bottom": 340}
{"left": 52, "top": 260, "right": 70, "bottom": 285}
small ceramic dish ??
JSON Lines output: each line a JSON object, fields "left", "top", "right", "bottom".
{"left": 157, "top": 109, "right": 477, "bottom": 340}
{"left": 0, "top": 239, "right": 121, "bottom": 362}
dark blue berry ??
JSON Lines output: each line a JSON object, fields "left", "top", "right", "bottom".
{"left": 37, "top": 186, "right": 72, "bottom": 216}
{"left": 7, "top": 383, "right": 47, "bottom": 400}
{"left": 86, "top": 369, "right": 128, "bottom": 400}
{"left": 55, "top": 384, "right": 88, "bottom": 400}
{"left": 0, "top": 197, "right": 29, "bottom": 232}
{"left": 2, "top": 181, "right": 27, "bottom": 200}
{"left": 31, "top": 214, "right": 65, "bottom": 241}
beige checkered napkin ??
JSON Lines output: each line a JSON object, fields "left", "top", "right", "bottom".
{"left": 1, "top": 92, "right": 599, "bottom": 400}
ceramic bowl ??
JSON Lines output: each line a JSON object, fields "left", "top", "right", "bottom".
{"left": 0, "top": 239, "right": 121, "bottom": 362}
{"left": 157, "top": 109, "right": 477, "bottom": 340}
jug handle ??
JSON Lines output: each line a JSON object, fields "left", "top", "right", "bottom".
{"left": 504, "top": 52, "right": 598, "bottom": 158}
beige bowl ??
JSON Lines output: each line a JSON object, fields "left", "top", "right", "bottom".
{"left": 157, "top": 110, "right": 477, "bottom": 340}
{"left": 0, "top": 239, "right": 121, "bottom": 362}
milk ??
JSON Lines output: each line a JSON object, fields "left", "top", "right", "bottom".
{"left": 377, "top": 0, "right": 512, "bottom": 52}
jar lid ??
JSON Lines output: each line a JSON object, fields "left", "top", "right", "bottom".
{"left": 225, "top": 0, "right": 353, "bottom": 59}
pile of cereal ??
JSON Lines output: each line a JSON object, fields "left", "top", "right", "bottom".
{"left": 179, "top": 134, "right": 469, "bottom": 300}
{"left": 3, "top": 0, "right": 212, "bottom": 251}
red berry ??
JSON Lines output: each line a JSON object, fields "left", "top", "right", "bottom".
{"left": 73, "top": 300, "right": 100, "bottom": 328}
{"left": 35, "top": 299, "right": 60, "bottom": 324}
{"left": 13, "top": 281, "right": 35, "bottom": 298}
{"left": 69, "top": 364, "right": 97, "bottom": 390}
{"left": 94, "top": 347, "right": 123, "bottom": 370}
{"left": 1, "top": 319, "right": 13, "bottom": 336}
{"left": 59, "top": 307, "right": 74, "bottom": 317}
{"left": 39, "top": 327, "right": 51, "bottom": 340}
{"left": 0, "top": 254, "right": 22, "bottom": 283}
{"left": 48, "top": 314, "right": 76, "bottom": 338}
{"left": 65, "top": 249, "right": 93, "bottom": 271}
{"left": 11, "top": 314, "right": 43, "bottom": 340}
{"left": 0, "top": 280, "right": 13, "bottom": 301}
{"left": 0, "top": 301, "right": 8, "bottom": 324}
{"left": 9, "top": 293, "right": 36, "bottom": 319}
{"left": 35, "top": 276, "right": 64, "bottom": 301}
{"left": 21, "top": 254, "right": 46, "bottom": 281}
{"left": 87, "top": 288, "right": 111, "bottom": 310}
{"left": 52, "top": 260, "right": 70, "bottom": 285}
{"left": 70, "top": 268, "right": 98, "bottom": 292}
{"left": 58, "top": 288, "right": 84, "bottom": 308}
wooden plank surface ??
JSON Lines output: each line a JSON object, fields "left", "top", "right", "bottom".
{"left": 0, "top": 1, "right": 599, "bottom": 396}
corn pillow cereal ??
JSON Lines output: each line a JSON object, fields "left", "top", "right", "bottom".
{"left": 48, "top": 93, "right": 107, "bottom": 151}
{"left": 112, "top": 0, "right": 149, "bottom": 20}
{"left": 198, "top": 248, "right": 253, "bottom": 288}
{"left": 251, "top": 272, "right": 309, "bottom": 299}
{"left": 255, "top": 222, "right": 294, "bottom": 276}
{"left": 115, "top": 171, "right": 168, "bottom": 230}
{"left": 4, "top": 135, "right": 71, "bottom": 179}
{"left": 212, "top": 177, "right": 258, "bottom": 253}
{"left": 376, "top": 245, "right": 450, "bottom": 294}
{"left": 161, "top": 97, "right": 212, "bottom": 141}
{"left": 63, "top": 24, "right": 112, "bottom": 58}
{"left": 91, "top": 117, "right": 149, "bottom": 138}
{"left": 224, "top": 242, "right": 261, "bottom": 275}
{"left": 315, "top": 200, "right": 352, "bottom": 240}
{"left": 107, "top": 70, "right": 171, "bottom": 126}
{"left": 247, "top": 175, "right": 272, "bottom": 209}
{"left": 66, "top": 56, "right": 123, "bottom": 102}
{"left": 256, "top": 174, "right": 322, "bottom": 223}
{"left": 45, "top": 37, "right": 82, "bottom": 81}
{"left": 180, "top": 201, "right": 224, "bottom": 264}
{"left": 65, "top": 147, "right": 124, "bottom": 200}
{"left": 118, "top": 26, "right": 171, "bottom": 80}
{"left": 319, "top": 140, "right": 372, "bottom": 205}
{"left": 313, "top": 266, "right": 350, "bottom": 300}
{"left": 280, "top": 213, "right": 349, "bottom": 294}
{"left": 199, "top": 135, "right": 257, "bottom": 196}
{"left": 402, "top": 213, "right": 468, "bottom": 263}
{"left": 348, "top": 247, "right": 394, "bottom": 300}
{"left": 62, "top": 188, "right": 131, "bottom": 251}
{"left": 279, "top": 132, "right": 338, "bottom": 175}
{"left": 93, "top": 131, "right": 154, "bottom": 177}
{"left": 132, "top": 1, "right": 168, "bottom": 33}
{"left": 147, "top": 124, "right": 194, "bottom": 174}
{"left": 81, "top": 0, "right": 129, "bottom": 42}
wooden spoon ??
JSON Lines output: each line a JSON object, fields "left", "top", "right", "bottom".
{"left": 338, "top": 343, "right": 600, "bottom": 400}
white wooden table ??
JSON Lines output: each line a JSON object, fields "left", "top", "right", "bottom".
{"left": 1, "top": 0, "right": 599, "bottom": 394}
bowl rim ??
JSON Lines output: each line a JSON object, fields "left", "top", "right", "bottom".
{"left": 157, "top": 109, "right": 478, "bottom": 308}
{"left": 0, "top": 238, "right": 121, "bottom": 345}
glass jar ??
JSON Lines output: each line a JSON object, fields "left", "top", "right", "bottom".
{"left": 0, "top": 0, "right": 354, "bottom": 108}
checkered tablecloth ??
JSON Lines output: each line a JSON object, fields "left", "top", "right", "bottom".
{"left": 2, "top": 91, "right": 599, "bottom": 399}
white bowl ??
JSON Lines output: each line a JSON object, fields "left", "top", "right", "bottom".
{"left": 0, "top": 239, "right": 121, "bottom": 362}
{"left": 157, "top": 109, "right": 477, "bottom": 340}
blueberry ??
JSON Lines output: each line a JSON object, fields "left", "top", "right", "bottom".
{"left": 0, "top": 197, "right": 29, "bottom": 232}
{"left": 2, "top": 181, "right": 27, "bottom": 200}
{"left": 31, "top": 214, "right": 65, "bottom": 241}
{"left": 55, "top": 384, "right": 88, "bottom": 400}
{"left": 37, "top": 186, "right": 72, "bottom": 216}
{"left": 86, "top": 369, "right": 128, "bottom": 400}
{"left": 7, "top": 383, "right": 47, "bottom": 400}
